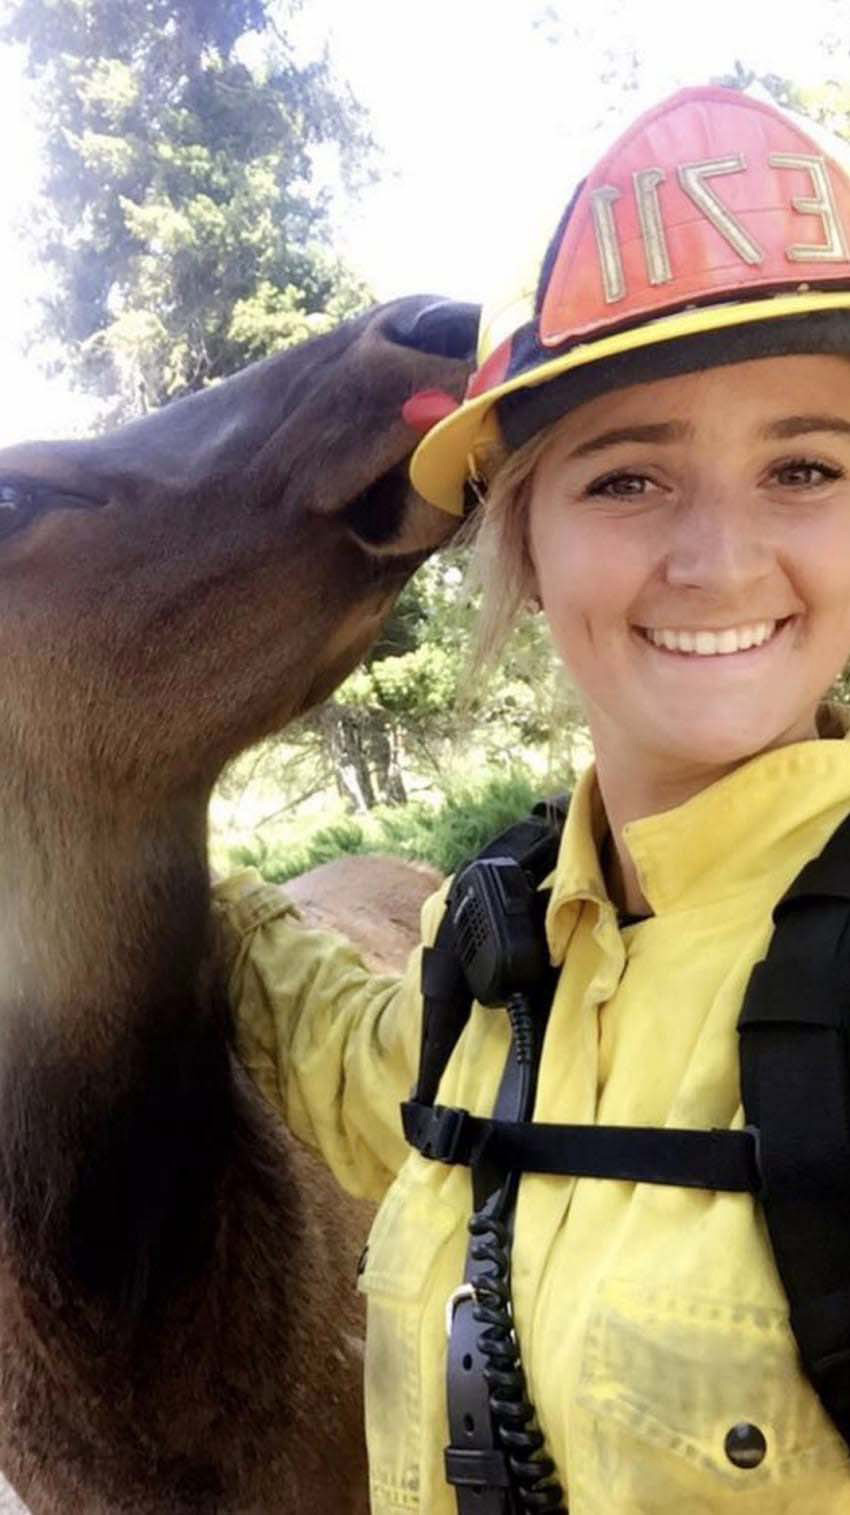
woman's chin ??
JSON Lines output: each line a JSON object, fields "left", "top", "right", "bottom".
{"left": 585, "top": 689, "right": 823, "bottom": 781}
{"left": 642, "top": 716, "right": 819, "bottom": 773}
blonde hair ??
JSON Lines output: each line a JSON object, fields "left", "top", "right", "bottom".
{"left": 468, "top": 426, "right": 556, "bottom": 668}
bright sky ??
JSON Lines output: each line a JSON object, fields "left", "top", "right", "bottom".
{"left": 0, "top": 0, "right": 848, "bottom": 444}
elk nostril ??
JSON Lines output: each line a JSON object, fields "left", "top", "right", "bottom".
{"left": 340, "top": 469, "right": 407, "bottom": 547}
{"left": 388, "top": 299, "right": 480, "bottom": 360}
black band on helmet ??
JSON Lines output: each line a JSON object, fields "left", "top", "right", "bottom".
{"left": 497, "top": 309, "right": 850, "bottom": 451}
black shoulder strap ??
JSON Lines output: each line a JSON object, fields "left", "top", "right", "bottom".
{"left": 738, "top": 808, "right": 850, "bottom": 1446}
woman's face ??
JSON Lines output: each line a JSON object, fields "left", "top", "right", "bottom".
{"left": 527, "top": 354, "right": 850, "bottom": 779}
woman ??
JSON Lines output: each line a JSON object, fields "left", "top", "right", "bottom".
{"left": 215, "top": 86, "right": 850, "bottom": 1513}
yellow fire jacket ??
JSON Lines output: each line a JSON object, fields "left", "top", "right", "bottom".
{"left": 214, "top": 732, "right": 850, "bottom": 1515}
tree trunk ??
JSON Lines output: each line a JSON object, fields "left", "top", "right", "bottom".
{"left": 315, "top": 704, "right": 377, "bottom": 812}
{"left": 365, "top": 715, "right": 407, "bottom": 806}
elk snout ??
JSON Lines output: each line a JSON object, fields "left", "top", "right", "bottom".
{"left": 386, "top": 299, "right": 480, "bottom": 360}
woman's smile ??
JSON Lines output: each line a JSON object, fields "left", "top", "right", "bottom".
{"left": 636, "top": 615, "right": 787, "bottom": 657}
{"left": 633, "top": 615, "right": 800, "bottom": 669}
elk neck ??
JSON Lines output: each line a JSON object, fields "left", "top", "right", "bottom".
{"left": 0, "top": 757, "right": 234, "bottom": 1320}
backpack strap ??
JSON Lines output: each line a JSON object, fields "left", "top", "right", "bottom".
{"left": 738, "top": 807, "right": 850, "bottom": 1446}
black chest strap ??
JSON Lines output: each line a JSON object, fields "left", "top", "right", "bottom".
{"left": 402, "top": 1102, "right": 761, "bottom": 1190}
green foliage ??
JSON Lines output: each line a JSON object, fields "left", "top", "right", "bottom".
{"left": 6, "top": 0, "right": 587, "bottom": 815}
{"left": 227, "top": 269, "right": 368, "bottom": 360}
{"left": 376, "top": 768, "right": 551, "bottom": 876}
{"left": 3, "top": 0, "right": 374, "bottom": 411}
{"left": 342, "top": 644, "right": 458, "bottom": 720}
{"left": 314, "top": 542, "right": 580, "bottom": 810}
{"left": 230, "top": 817, "right": 369, "bottom": 882}
{"left": 709, "top": 62, "right": 850, "bottom": 141}
{"left": 227, "top": 767, "right": 573, "bottom": 884}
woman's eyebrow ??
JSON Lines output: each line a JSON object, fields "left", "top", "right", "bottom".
{"left": 565, "top": 421, "right": 692, "bottom": 460}
{"left": 761, "top": 415, "right": 850, "bottom": 441}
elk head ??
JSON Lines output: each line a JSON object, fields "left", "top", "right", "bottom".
{"left": 0, "top": 296, "right": 478, "bottom": 797}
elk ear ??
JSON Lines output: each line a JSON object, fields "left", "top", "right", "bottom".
{"left": 248, "top": 297, "right": 477, "bottom": 528}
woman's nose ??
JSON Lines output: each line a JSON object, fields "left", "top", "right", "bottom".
{"left": 663, "top": 495, "right": 772, "bottom": 594}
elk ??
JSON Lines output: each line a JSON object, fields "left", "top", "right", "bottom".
{"left": 0, "top": 296, "right": 476, "bottom": 1514}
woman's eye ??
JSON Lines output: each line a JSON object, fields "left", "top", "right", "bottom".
{"left": 586, "top": 471, "right": 655, "bottom": 498}
{"left": 772, "top": 458, "right": 843, "bottom": 488}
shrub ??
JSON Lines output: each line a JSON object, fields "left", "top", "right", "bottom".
{"left": 382, "top": 769, "right": 542, "bottom": 875}
{"left": 228, "top": 818, "right": 369, "bottom": 883}
{"left": 228, "top": 768, "right": 570, "bottom": 884}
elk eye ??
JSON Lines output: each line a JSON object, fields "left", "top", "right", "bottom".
{"left": 0, "top": 481, "right": 37, "bottom": 539}
{"left": 0, "top": 479, "right": 106, "bottom": 542}
{"left": 0, "top": 483, "right": 30, "bottom": 512}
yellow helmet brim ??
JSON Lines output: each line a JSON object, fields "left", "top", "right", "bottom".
{"left": 411, "top": 290, "right": 850, "bottom": 517}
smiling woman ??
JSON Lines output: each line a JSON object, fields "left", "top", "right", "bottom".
{"left": 524, "top": 357, "right": 850, "bottom": 909}
{"left": 209, "top": 84, "right": 850, "bottom": 1515}
{"left": 382, "top": 83, "right": 850, "bottom": 1511}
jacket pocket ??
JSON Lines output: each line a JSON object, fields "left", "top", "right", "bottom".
{"left": 357, "top": 1166, "right": 460, "bottom": 1513}
{"left": 571, "top": 1278, "right": 850, "bottom": 1515}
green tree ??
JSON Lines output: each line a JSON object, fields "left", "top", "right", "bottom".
{"left": 304, "top": 544, "right": 581, "bottom": 813}
{"left": 712, "top": 60, "right": 850, "bottom": 156}
{"left": 2, "top": 0, "right": 373, "bottom": 412}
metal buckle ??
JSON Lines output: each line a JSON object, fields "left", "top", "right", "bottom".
{"left": 445, "top": 1282, "right": 477, "bottom": 1338}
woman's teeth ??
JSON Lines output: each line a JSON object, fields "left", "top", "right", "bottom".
{"left": 642, "top": 620, "right": 780, "bottom": 655}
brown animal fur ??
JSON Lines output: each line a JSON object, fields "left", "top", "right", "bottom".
{"left": 0, "top": 296, "right": 476, "bottom": 1513}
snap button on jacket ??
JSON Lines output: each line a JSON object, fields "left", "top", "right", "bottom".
{"left": 214, "top": 729, "right": 850, "bottom": 1514}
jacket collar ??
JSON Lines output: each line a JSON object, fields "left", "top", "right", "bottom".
{"left": 544, "top": 703, "right": 850, "bottom": 961}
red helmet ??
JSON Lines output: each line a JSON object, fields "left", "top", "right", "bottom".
{"left": 410, "top": 86, "right": 850, "bottom": 514}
